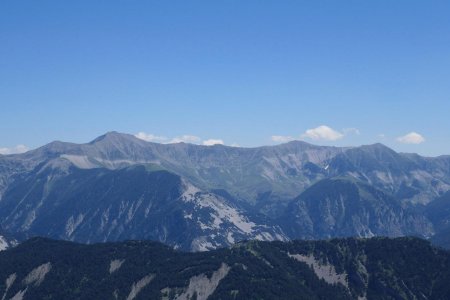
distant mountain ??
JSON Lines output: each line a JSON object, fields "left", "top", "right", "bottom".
{"left": 281, "top": 177, "right": 434, "bottom": 240}
{"left": 5, "top": 133, "right": 450, "bottom": 206}
{"left": 0, "top": 163, "right": 285, "bottom": 251}
{"left": 327, "top": 144, "right": 450, "bottom": 204}
{"left": 0, "top": 132, "right": 344, "bottom": 216}
{"left": 1, "top": 237, "right": 449, "bottom": 299}
{"left": 1, "top": 131, "right": 450, "bottom": 248}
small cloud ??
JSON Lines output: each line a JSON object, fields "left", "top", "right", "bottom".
{"left": 342, "top": 128, "right": 360, "bottom": 135}
{"left": 301, "top": 125, "right": 344, "bottom": 141}
{"left": 271, "top": 135, "right": 295, "bottom": 143}
{"left": 16, "top": 145, "right": 29, "bottom": 153}
{"left": 203, "top": 139, "right": 224, "bottom": 146}
{"left": 0, "top": 144, "right": 29, "bottom": 155}
{"left": 170, "top": 135, "right": 201, "bottom": 144}
{"left": 230, "top": 143, "right": 240, "bottom": 147}
{"left": 135, "top": 132, "right": 202, "bottom": 144}
{"left": 397, "top": 132, "right": 425, "bottom": 144}
{"left": 135, "top": 132, "right": 168, "bottom": 143}
{"left": 377, "top": 133, "right": 386, "bottom": 139}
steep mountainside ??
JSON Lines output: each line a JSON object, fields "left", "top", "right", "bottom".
{"left": 282, "top": 177, "right": 434, "bottom": 239}
{"left": 0, "top": 163, "right": 285, "bottom": 251}
{"left": 1, "top": 237, "right": 449, "bottom": 299}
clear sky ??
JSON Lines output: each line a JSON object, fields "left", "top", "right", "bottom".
{"left": 1, "top": 1, "right": 449, "bottom": 156}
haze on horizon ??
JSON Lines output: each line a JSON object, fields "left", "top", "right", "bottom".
{"left": 1, "top": 1, "right": 449, "bottom": 156}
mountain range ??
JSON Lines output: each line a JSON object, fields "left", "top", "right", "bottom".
{"left": 0, "top": 131, "right": 450, "bottom": 251}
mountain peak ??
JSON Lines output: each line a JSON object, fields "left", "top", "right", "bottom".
{"left": 284, "top": 140, "right": 314, "bottom": 147}
{"left": 88, "top": 131, "right": 141, "bottom": 145}
{"left": 358, "top": 143, "right": 394, "bottom": 152}
{"left": 341, "top": 143, "right": 400, "bottom": 160}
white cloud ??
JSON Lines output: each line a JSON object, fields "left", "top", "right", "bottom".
{"left": 397, "top": 132, "right": 425, "bottom": 144}
{"left": 170, "top": 135, "right": 201, "bottom": 144}
{"left": 301, "top": 125, "right": 344, "bottom": 141}
{"left": 377, "top": 133, "right": 386, "bottom": 139}
{"left": 0, "top": 144, "right": 29, "bottom": 155}
{"left": 135, "top": 132, "right": 169, "bottom": 143}
{"left": 203, "top": 139, "right": 224, "bottom": 146}
{"left": 271, "top": 135, "right": 295, "bottom": 143}
{"left": 135, "top": 132, "right": 202, "bottom": 144}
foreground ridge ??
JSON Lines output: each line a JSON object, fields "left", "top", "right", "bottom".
{"left": 0, "top": 237, "right": 449, "bottom": 299}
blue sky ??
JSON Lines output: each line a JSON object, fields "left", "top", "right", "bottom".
{"left": 1, "top": 1, "right": 450, "bottom": 156}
